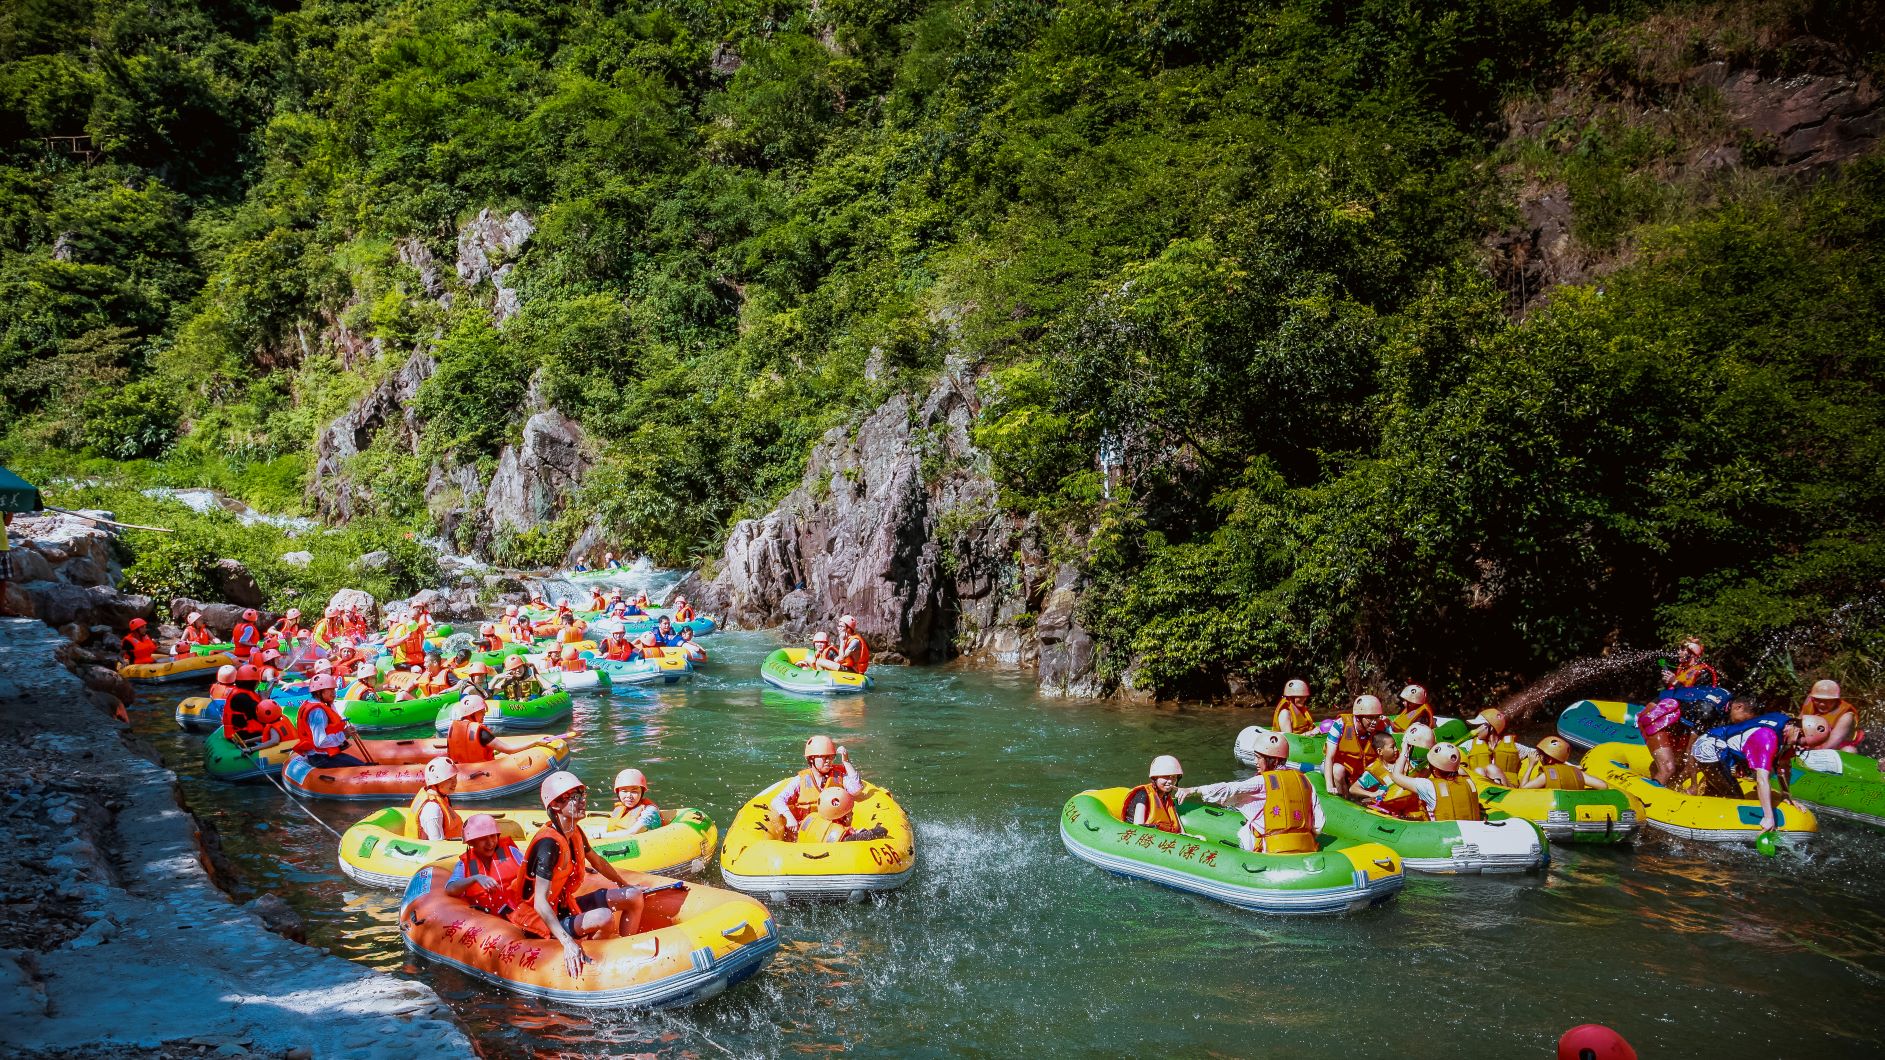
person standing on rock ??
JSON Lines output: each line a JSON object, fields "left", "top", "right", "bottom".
{"left": 292, "top": 675, "right": 365, "bottom": 766}
{"left": 119, "top": 618, "right": 157, "bottom": 666}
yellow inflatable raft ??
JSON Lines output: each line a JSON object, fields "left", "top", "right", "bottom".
{"left": 340, "top": 806, "right": 719, "bottom": 889}
{"left": 1582, "top": 741, "right": 1818, "bottom": 846}
{"left": 119, "top": 651, "right": 235, "bottom": 684}
{"left": 400, "top": 864, "right": 777, "bottom": 1008}
{"left": 718, "top": 778, "right": 914, "bottom": 900}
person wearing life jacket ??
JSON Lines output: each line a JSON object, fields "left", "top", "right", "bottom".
{"left": 229, "top": 609, "right": 262, "bottom": 661}
{"left": 526, "top": 588, "right": 549, "bottom": 610}
{"left": 220, "top": 665, "right": 267, "bottom": 744}
{"left": 393, "top": 618, "right": 428, "bottom": 668}
{"left": 253, "top": 647, "right": 284, "bottom": 685}
{"left": 798, "top": 631, "right": 838, "bottom": 669}
{"left": 326, "top": 636, "right": 359, "bottom": 675}
{"left": 175, "top": 611, "right": 215, "bottom": 656}
{"left": 797, "top": 787, "right": 892, "bottom": 844}
{"left": 406, "top": 757, "right": 464, "bottom": 842}
{"left": 555, "top": 613, "right": 587, "bottom": 647}
{"left": 456, "top": 660, "right": 494, "bottom": 699}
{"left": 446, "top": 813, "right": 525, "bottom": 917}
{"left": 345, "top": 606, "right": 370, "bottom": 639}
{"left": 1690, "top": 701, "right": 1805, "bottom": 831}
{"left": 600, "top": 630, "right": 636, "bottom": 662}
{"left": 1346, "top": 731, "right": 1404, "bottom": 799}
{"left": 1183, "top": 733, "right": 1324, "bottom": 853}
{"left": 1460, "top": 708, "right": 1521, "bottom": 785}
{"left": 1520, "top": 735, "right": 1608, "bottom": 791}
{"left": 120, "top": 618, "right": 157, "bottom": 666}
{"left": 770, "top": 735, "right": 865, "bottom": 836}
{"left": 1322, "top": 694, "right": 1390, "bottom": 798}
{"left": 678, "top": 627, "right": 707, "bottom": 663}
{"left": 1272, "top": 679, "right": 1315, "bottom": 734}
{"left": 1121, "top": 755, "right": 1185, "bottom": 833}
{"left": 1362, "top": 726, "right": 1431, "bottom": 818}
{"left": 651, "top": 615, "right": 684, "bottom": 648}
{"left": 609, "top": 769, "right": 663, "bottom": 835}
{"left": 1661, "top": 637, "right": 1719, "bottom": 690}
{"left": 557, "top": 644, "right": 589, "bottom": 673}
{"left": 587, "top": 587, "right": 608, "bottom": 612}
{"left": 291, "top": 675, "right": 364, "bottom": 766}
{"left": 493, "top": 654, "right": 544, "bottom": 701}
{"left": 250, "top": 700, "right": 298, "bottom": 748}
{"left": 1391, "top": 684, "right": 1435, "bottom": 732}
{"left": 269, "top": 608, "right": 303, "bottom": 642}
{"left": 635, "top": 631, "right": 664, "bottom": 659}
{"left": 1390, "top": 741, "right": 1485, "bottom": 822}
{"left": 671, "top": 595, "right": 696, "bottom": 623}
{"left": 1800, "top": 678, "right": 1863, "bottom": 751}
{"left": 620, "top": 591, "right": 645, "bottom": 617}
{"left": 312, "top": 605, "right": 341, "bottom": 649}
{"left": 206, "top": 664, "right": 238, "bottom": 709}
{"left": 472, "top": 621, "right": 500, "bottom": 653}
{"left": 446, "top": 698, "right": 501, "bottom": 765}
{"left": 341, "top": 663, "right": 380, "bottom": 701}
{"left": 511, "top": 772, "right": 659, "bottom": 977}
{"left": 832, "top": 615, "right": 871, "bottom": 675}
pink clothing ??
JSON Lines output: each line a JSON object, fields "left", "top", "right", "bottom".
{"left": 1637, "top": 698, "right": 1682, "bottom": 737}
{"left": 1739, "top": 727, "right": 1779, "bottom": 773}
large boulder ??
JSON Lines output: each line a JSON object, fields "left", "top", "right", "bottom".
{"left": 3, "top": 548, "right": 55, "bottom": 585}
{"left": 56, "top": 556, "right": 109, "bottom": 587}
{"left": 353, "top": 551, "right": 392, "bottom": 572}
{"left": 7, "top": 510, "right": 120, "bottom": 586}
{"left": 327, "top": 588, "right": 376, "bottom": 619}
{"left": 167, "top": 598, "right": 275, "bottom": 638}
{"left": 208, "top": 559, "right": 265, "bottom": 608}
{"left": 24, "top": 583, "right": 152, "bottom": 630}
{"left": 1, "top": 581, "right": 35, "bottom": 618}
{"left": 310, "top": 350, "right": 437, "bottom": 521}
{"left": 483, "top": 411, "right": 592, "bottom": 535}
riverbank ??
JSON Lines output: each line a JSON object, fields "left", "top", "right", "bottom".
{"left": 0, "top": 618, "right": 472, "bottom": 1058}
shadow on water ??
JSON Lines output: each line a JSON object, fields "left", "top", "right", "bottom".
{"left": 132, "top": 630, "right": 1885, "bottom": 1059}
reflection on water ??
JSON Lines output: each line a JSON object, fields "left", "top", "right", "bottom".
{"left": 133, "top": 631, "right": 1885, "bottom": 1058}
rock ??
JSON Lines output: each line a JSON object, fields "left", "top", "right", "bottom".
{"left": 354, "top": 551, "right": 392, "bottom": 572}
{"left": 168, "top": 598, "right": 273, "bottom": 638}
{"left": 79, "top": 664, "right": 135, "bottom": 706}
{"left": 483, "top": 574, "right": 522, "bottom": 593}
{"left": 3, "top": 547, "right": 55, "bottom": 584}
{"left": 398, "top": 237, "right": 445, "bottom": 300}
{"left": 280, "top": 551, "right": 312, "bottom": 568}
{"left": 23, "top": 582, "right": 151, "bottom": 630}
{"left": 56, "top": 555, "right": 109, "bottom": 587}
{"left": 483, "top": 411, "right": 593, "bottom": 535}
{"left": 327, "top": 588, "right": 376, "bottom": 619}
{"left": 310, "top": 350, "right": 436, "bottom": 521}
{"left": 244, "top": 893, "right": 307, "bottom": 944}
{"left": 1036, "top": 564, "right": 1102, "bottom": 698}
{"left": 455, "top": 208, "right": 535, "bottom": 288}
{"left": 210, "top": 559, "right": 265, "bottom": 608}
{"left": 0, "top": 580, "right": 34, "bottom": 618}
{"left": 0, "top": 948, "right": 48, "bottom": 1021}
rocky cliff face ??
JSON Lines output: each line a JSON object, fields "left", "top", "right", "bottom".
{"left": 696, "top": 368, "right": 1105, "bottom": 695}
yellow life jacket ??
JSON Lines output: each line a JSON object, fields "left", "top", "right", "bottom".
{"left": 1254, "top": 769, "right": 1318, "bottom": 854}
{"left": 1535, "top": 762, "right": 1586, "bottom": 791}
{"left": 797, "top": 816, "right": 849, "bottom": 844}
{"left": 405, "top": 787, "right": 463, "bottom": 840}
{"left": 1464, "top": 736, "right": 1521, "bottom": 777}
{"left": 1427, "top": 773, "right": 1484, "bottom": 822}
{"left": 1272, "top": 698, "right": 1314, "bottom": 734}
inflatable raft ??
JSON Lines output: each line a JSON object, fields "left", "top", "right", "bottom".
{"left": 175, "top": 696, "right": 224, "bottom": 734}
{"left": 760, "top": 648, "right": 871, "bottom": 696}
{"left": 120, "top": 652, "right": 234, "bottom": 684}
{"left": 430, "top": 691, "right": 574, "bottom": 735}
{"left": 340, "top": 689, "right": 464, "bottom": 734}
{"left": 341, "top": 806, "right": 718, "bottom": 889}
{"left": 593, "top": 655, "right": 693, "bottom": 686}
{"left": 205, "top": 727, "right": 543, "bottom": 783}
{"left": 1581, "top": 741, "right": 1818, "bottom": 845}
{"left": 540, "top": 668, "right": 612, "bottom": 691}
{"left": 1784, "top": 749, "right": 1885, "bottom": 827}
{"left": 1060, "top": 788, "right": 1404, "bottom": 915}
{"left": 1557, "top": 699, "right": 1645, "bottom": 751}
{"left": 400, "top": 864, "right": 778, "bottom": 1008}
{"left": 719, "top": 779, "right": 913, "bottom": 900}
{"left": 1310, "top": 773, "right": 1548, "bottom": 874}
{"left": 283, "top": 739, "right": 569, "bottom": 801}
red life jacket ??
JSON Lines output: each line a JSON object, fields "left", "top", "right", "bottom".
{"left": 456, "top": 840, "right": 523, "bottom": 915}
{"left": 603, "top": 637, "right": 634, "bottom": 661}
{"left": 292, "top": 698, "right": 347, "bottom": 755}
{"left": 183, "top": 625, "right": 214, "bottom": 646}
{"left": 509, "top": 822, "right": 593, "bottom": 938}
{"left": 447, "top": 718, "right": 495, "bottom": 764}
{"left": 122, "top": 633, "right": 156, "bottom": 665}
{"left": 837, "top": 634, "right": 872, "bottom": 674}
{"left": 230, "top": 622, "right": 259, "bottom": 658}
{"left": 221, "top": 688, "right": 264, "bottom": 741}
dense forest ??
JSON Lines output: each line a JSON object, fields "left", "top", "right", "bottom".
{"left": 3, "top": 0, "right": 1882, "bottom": 700}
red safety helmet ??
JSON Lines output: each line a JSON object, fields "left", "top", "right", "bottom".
{"left": 243, "top": 609, "right": 259, "bottom": 621}
{"left": 1556, "top": 1024, "right": 1637, "bottom": 1060}
{"left": 129, "top": 618, "right": 148, "bottom": 630}
{"left": 255, "top": 700, "right": 282, "bottom": 723}
{"left": 234, "top": 664, "right": 262, "bottom": 682}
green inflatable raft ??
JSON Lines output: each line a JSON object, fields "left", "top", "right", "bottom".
{"left": 340, "top": 689, "right": 463, "bottom": 733}
{"left": 430, "top": 691, "right": 573, "bottom": 734}
{"left": 1308, "top": 772, "right": 1549, "bottom": 874}
{"left": 760, "top": 648, "right": 871, "bottom": 696}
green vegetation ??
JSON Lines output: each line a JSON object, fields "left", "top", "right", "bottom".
{"left": 2, "top": 0, "right": 1881, "bottom": 698}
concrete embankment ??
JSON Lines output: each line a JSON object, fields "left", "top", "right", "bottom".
{"left": 0, "top": 618, "right": 472, "bottom": 1058}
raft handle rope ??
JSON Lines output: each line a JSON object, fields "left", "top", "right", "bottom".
{"left": 236, "top": 740, "right": 345, "bottom": 840}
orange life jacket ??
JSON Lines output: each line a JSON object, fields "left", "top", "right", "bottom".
{"left": 1534, "top": 761, "right": 1586, "bottom": 791}
{"left": 559, "top": 654, "right": 587, "bottom": 673}
{"left": 803, "top": 644, "right": 837, "bottom": 667}
{"left": 1330, "top": 713, "right": 1381, "bottom": 776}
{"left": 122, "top": 633, "right": 156, "bottom": 664}
{"left": 674, "top": 605, "right": 696, "bottom": 622}
{"left": 1669, "top": 661, "right": 1718, "bottom": 689}
{"left": 557, "top": 624, "right": 586, "bottom": 645}
{"left": 837, "top": 634, "right": 872, "bottom": 674}
{"left": 183, "top": 624, "right": 214, "bottom": 646}
{"left": 420, "top": 669, "right": 453, "bottom": 696}
{"left": 456, "top": 839, "right": 522, "bottom": 915}
{"left": 509, "top": 822, "right": 593, "bottom": 938}
{"left": 479, "top": 632, "right": 504, "bottom": 652}
{"left": 208, "top": 681, "right": 234, "bottom": 702}
{"left": 790, "top": 766, "right": 847, "bottom": 821}
{"left": 292, "top": 698, "right": 347, "bottom": 755}
{"left": 396, "top": 626, "right": 426, "bottom": 666}
{"left": 259, "top": 718, "right": 298, "bottom": 746}
{"left": 1426, "top": 773, "right": 1483, "bottom": 822}
{"left": 641, "top": 643, "right": 664, "bottom": 660}
{"left": 1254, "top": 769, "right": 1318, "bottom": 853}
{"left": 602, "top": 637, "right": 634, "bottom": 661}
{"left": 406, "top": 786, "right": 463, "bottom": 840}
{"left": 1272, "top": 698, "right": 1315, "bottom": 734}
{"left": 447, "top": 718, "right": 495, "bottom": 764}
{"left": 1125, "top": 782, "right": 1182, "bottom": 834}
{"left": 1802, "top": 697, "right": 1858, "bottom": 729}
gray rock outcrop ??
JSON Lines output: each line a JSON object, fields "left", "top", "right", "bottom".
{"left": 311, "top": 349, "right": 436, "bottom": 521}
{"left": 484, "top": 411, "right": 593, "bottom": 535}
{"left": 208, "top": 559, "right": 264, "bottom": 608}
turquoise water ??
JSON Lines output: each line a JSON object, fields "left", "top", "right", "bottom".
{"left": 135, "top": 630, "right": 1885, "bottom": 1057}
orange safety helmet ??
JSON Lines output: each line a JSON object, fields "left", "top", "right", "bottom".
{"left": 804, "top": 734, "right": 838, "bottom": 759}
{"left": 234, "top": 664, "right": 262, "bottom": 682}
{"left": 129, "top": 618, "right": 147, "bottom": 630}
{"left": 1472, "top": 708, "right": 1507, "bottom": 736}
{"left": 817, "top": 786, "right": 855, "bottom": 821}
{"left": 1537, "top": 735, "right": 1573, "bottom": 763}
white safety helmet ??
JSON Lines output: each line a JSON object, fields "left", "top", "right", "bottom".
{"left": 216, "top": 664, "right": 237, "bottom": 682}
{"left": 1148, "top": 754, "right": 1184, "bottom": 779}
{"left": 613, "top": 768, "right": 648, "bottom": 792}
{"left": 1283, "top": 679, "right": 1310, "bottom": 698}
{"left": 1427, "top": 743, "right": 1463, "bottom": 772}
{"left": 539, "top": 770, "right": 585, "bottom": 810}
{"left": 1352, "top": 695, "right": 1385, "bottom": 717}
{"left": 1399, "top": 684, "right": 1429, "bottom": 706}
{"left": 423, "top": 757, "right": 455, "bottom": 787}
{"left": 1252, "top": 731, "right": 1290, "bottom": 761}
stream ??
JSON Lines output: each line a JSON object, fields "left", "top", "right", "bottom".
{"left": 131, "top": 622, "right": 1885, "bottom": 1057}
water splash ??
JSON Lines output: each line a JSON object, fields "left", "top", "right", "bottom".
{"left": 1493, "top": 647, "right": 1661, "bottom": 723}
{"left": 141, "top": 487, "right": 319, "bottom": 532}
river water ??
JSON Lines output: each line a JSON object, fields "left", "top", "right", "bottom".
{"left": 133, "top": 631, "right": 1885, "bottom": 1058}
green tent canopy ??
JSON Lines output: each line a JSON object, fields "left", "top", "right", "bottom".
{"left": 0, "top": 467, "right": 42, "bottom": 514}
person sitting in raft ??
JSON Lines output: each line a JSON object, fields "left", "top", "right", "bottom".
{"left": 1180, "top": 732, "right": 1323, "bottom": 853}
{"left": 619, "top": 592, "right": 646, "bottom": 617}
{"left": 326, "top": 637, "right": 360, "bottom": 675}
{"left": 671, "top": 595, "right": 696, "bottom": 623}
{"left": 413, "top": 652, "right": 450, "bottom": 696}
{"left": 1121, "top": 755, "right": 1185, "bottom": 832}
{"left": 221, "top": 664, "right": 267, "bottom": 744}
{"left": 1322, "top": 694, "right": 1391, "bottom": 799}
{"left": 1389, "top": 741, "right": 1486, "bottom": 822}
{"left": 797, "top": 788, "right": 891, "bottom": 844}
{"left": 392, "top": 616, "right": 428, "bottom": 669}
{"left": 1662, "top": 637, "right": 1719, "bottom": 690}
{"left": 342, "top": 663, "right": 380, "bottom": 701}
{"left": 493, "top": 654, "right": 545, "bottom": 701}
{"left": 526, "top": 589, "right": 550, "bottom": 610}
{"left": 456, "top": 660, "right": 494, "bottom": 699}
{"left": 253, "top": 647, "right": 284, "bottom": 684}
{"left": 446, "top": 698, "right": 502, "bottom": 764}
{"left": 1801, "top": 679, "right": 1864, "bottom": 751}
{"left": 344, "top": 606, "right": 370, "bottom": 640}
{"left": 248, "top": 700, "right": 298, "bottom": 749}
{"left": 771, "top": 735, "right": 864, "bottom": 838}
{"left": 408, "top": 757, "right": 464, "bottom": 841}
{"left": 230, "top": 608, "right": 262, "bottom": 661}
{"left": 555, "top": 613, "right": 587, "bottom": 646}
{"left": 175, "top": 610, "right": 215, "bottom": 655}
{"left": 1347, "top": 731, "right": 1403, "bottom": 800}
{"left": 604, "top": 551, "right": 623, "bottom": 570}
{"left": 652, "top": 615, "right": 684, "bottom": 648}
{"left": 447, "top": 814, "right": 524, "bottom": 916}
{"left": 1634, "top": 694, "right": 1693, "bottom": 785}
{"left": 609, "top": 769, "right": 662, "bottom": 835}
{"left": 291, "top": 675, "right": 365, "bottom": 767}
{"left": 798, "top": 631, "right": 838, "bottom": 669}
{"left": 1459, "top": 708, "right": 1520, "bottom": 785}
{"left": 600, "top": 629, "right": 636, "bottom": 662}
{"left": 1690, "top": 700, "right": 1806, "bottom": 830}
{"left": 120, "top": 617, "right": 157, "bottom": 666}
{"left": 1520, "top": 735, "right": 1609, "bottom": 791}
{"left": 635, "top": 630, "right": 664, "bottom": 659}
{"left": 587, "top": 587, "right": 608, "bottom": 612}
{"left": 269, "top": 608, "right": 304, "bottom": 642}
{"left": 1365, "top": 727, "right": 1431, "bottom": 818}
{"left": 1392, "top": 684, "right": 1435, "bottom": 731}
{"left": 832, "top": 615, "right": 872, "bottom": 674}
{"left": 312, "top": 606, "right": 342, "bottom": 649}
{"left": 557, "top": 644, "right": 589, "bottom": 673}
{"left": 207, "top": 664, "right": 238, "bottom": 708}
{"left": 512, "top": 772, "right": 661, "bottom": 978}
{"left": 476, "top": 622, "right": 503, "bottom": 653}
{"left": 678, "top": 626, "right": 707, "bottom": 662}
{"left": 503, "top": 605, "right": 531, "bottom": 644}
{"left": 1272, "top": 679, "right": 1315, "bottom": 734}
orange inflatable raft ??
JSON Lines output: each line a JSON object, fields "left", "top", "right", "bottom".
{"left": 399, "top": 865, "right": 778, "bottom": 1007}
{"left": 282, "top": 739, "right": 569, "bottom": 801}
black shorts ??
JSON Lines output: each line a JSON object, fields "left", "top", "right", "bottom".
{"left": 557, "top": 888, "right": 614, "bottom": 934}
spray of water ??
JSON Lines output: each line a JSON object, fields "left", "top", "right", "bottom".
{"left": 1492, "top": 647, "right": 1661, "bottom": 723}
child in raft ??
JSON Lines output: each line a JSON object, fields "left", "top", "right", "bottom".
{"left": 446, "top": 814, "right": 524, "bottom": 917}
{"left": 609, "top": 769, "right": 661, "bottom": 834}
{"left": 771, "top": 735, "right": 864, "bottom": 838}
{"left": 796, "top": 788, "right": 890, "bottom": 844}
